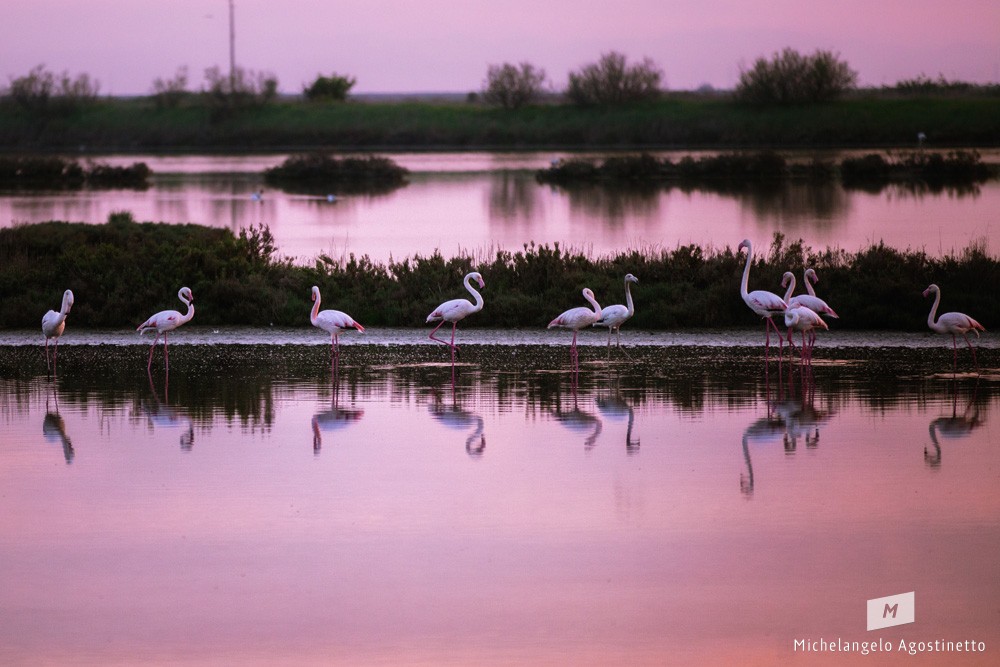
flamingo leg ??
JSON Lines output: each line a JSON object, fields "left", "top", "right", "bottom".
{"left": 963, "top": 333, "right": 979, "bottom": 372}
{"left": 45, "top": 339, "right": 51, "bottom": 371}
{"left": 53, "top": 338, "right": 59, "bottom": 374}
{"left": 607, "top": 329, "right": 612, "bottom": 348}
{"left": 952, "top": 334, "right": 958, "bottom": 372}
{"left": 163, "top": 332, "right": 169, "bottom": 371}
{"left": 450, "top": 322, "right": 458, "bottom": 351}
{"left": 616, "top": 327, "right": 621, "bottom": 348}
{"left": 148, "top": 333, "right": 160, "bottom": 371}
{"left": 428, "top": 321, "right": 448, "bottom": 346}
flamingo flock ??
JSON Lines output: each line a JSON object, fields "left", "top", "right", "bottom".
{"left": 37, "top": 238, "right": 989, "bottom": 375}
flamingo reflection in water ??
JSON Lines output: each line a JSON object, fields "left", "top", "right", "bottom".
{"left": 429, "top": 385, "right": 485, "bottom": 457}
{"left": 596, "top": 393, "right": 640, "bottom": 454}
{"left": 552, "top": 387, "right": 603, "bottom": 450}
{"left": 142, "top": 372, "right": 194, "bottom": 451}
{"left": 924, "top": 382, "right": 983, "bottom": 468}
{"left": 42, "top": 390, "right": 74, "bottom": 464}
{"left": 312, "top": 371, "right": 364, "bottom": 454}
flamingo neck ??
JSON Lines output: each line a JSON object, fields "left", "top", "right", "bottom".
{"left": 310, "top": 289, "right": 321, "bottom": 324}
{"left": 805, "top": 270, "right": 817, "bottom": 296}
{"left": 624, "top": 280, "right": 634, "bottom": 317}
{"left": 60, "top": 293, "right": 72, "bottom": 317}
{"left": 465, "top": 275, "right": 484, "bottom": 312}
{"left": 782, "top": 274, "right": 796, "bottom": 303}
{"left": 927, "top": 287, "right": 942, "bottom": 331}
{"left": 584, "top": 291, "right": 602, "bottom": 320}
{"left": 181, "top": 300, "right": 195, "bottom": 324}
{"left": 740, "top": 243, "right": 752, "bottom": 299}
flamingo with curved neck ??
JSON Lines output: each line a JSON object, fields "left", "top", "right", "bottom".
{"left": 593, "top": 273, "right": 638, "bottom": 348}
{"left": 923, "top": 283, "right": 985, "bottom": 373}
{"left": 426, "top": 271, "right": 485, "bottom": 356}
{"left": 548, "top": 287, "right": 602, "bottom": 369}
{"left": 42, "top": 289, "right": 74, "bottom": 373}
{"left": 738, "top": 239, "right": 787, "bottom": 360}
{"left": 788, "top": 268, "right": 839, "bottom": 318}
{"left": 311, "top": 285, "right": 365, "bottom": 368}
{"left": 137, "top": 287, "right": 195, "bottom": 371}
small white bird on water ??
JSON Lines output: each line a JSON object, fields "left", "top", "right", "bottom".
{"left": 42, "top": 289, "right": 74, "bottom": 373}
{"left": 137, "top": 287, "right": 195, "bottom": 371}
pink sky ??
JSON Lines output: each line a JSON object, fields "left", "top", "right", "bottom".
{"left": 1, "top": 0, "right": 998, "bottom": 95}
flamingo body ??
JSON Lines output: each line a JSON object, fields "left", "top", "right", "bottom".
{"left": 923, "top": 283, "right": 985, "bottom": 372}
{"left": 593, "top": 273, "right": 638, "bottom": 347}
{"left": 311, "top": 286, "right": 364, "bottom": 367}
{"left": 788, "top": 268, "right": 839, "bottom": 317}
{"left": 426, "top": 272, "right": 485, "bottom": 353}
{"left": 784, "top": 305, "right": 828, "bottom": 363}
{"left": 549, "top": 287, "right": 602, "bottom": 369}
{"left": 137, "top": 287, "right": 194, "bottom": 371}
{"left": 739, "top": 239, "right": 787, "bottom": 359}
{"left": 42, "top": 289, "right": 74, "bottom": 372}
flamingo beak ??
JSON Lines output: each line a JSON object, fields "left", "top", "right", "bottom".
{"left": 922, "top": 288, "right": 930, "bottom": 298}
{"left": 478, "top": 277, "right": 485, "bottom": 288}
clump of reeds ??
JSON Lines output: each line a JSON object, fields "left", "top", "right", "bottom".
{"left": 0, "top": 156, "right": 151, "bottom": 188}
{"left": 264, "top": 153, "right": 409, "bottom": 194}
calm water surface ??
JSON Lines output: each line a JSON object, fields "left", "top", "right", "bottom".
{"left": 1, "top": 150, "right": 998, "bottom": 263}
{"left": 1, "top": 342, "right": 997, "bottom": 665}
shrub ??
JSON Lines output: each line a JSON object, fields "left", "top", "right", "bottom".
{"left": 202, "top": 65, "right": 278, "bottom": 117}
{"left": 3, "top": 64, "right": 100, "bottom": 114}
{"left": 734, "top": 48, "right": 857, "bottom": 105}
{"left": 482, "top": 62, "right": 547, "bottom": 110}
{"left": 304, "top": 73, "right": 356, "bottom": 102}
{"left": 151, "top": 66, "right": 190, "bottom": 109}
{"left": 566, "top": 51, "right": 662, "bottom": 106}
{"left": 263, "top": 153, "right": 409, "bottom": 194}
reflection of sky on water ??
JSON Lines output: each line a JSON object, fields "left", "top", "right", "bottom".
{"left": 0, "top": 346, "right": 997, "bottom": 664}
{"left": 2, "top": 152, "right": 998, "bottom": 264}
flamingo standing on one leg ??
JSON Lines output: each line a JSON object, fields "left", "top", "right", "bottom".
{"left": 426, "top": 272, "right": 485, "bottom": 357}
{"left": 310, "top": 285, "right": 364, "bottom": 368}
{"left": 137, "top": 287, "right": 195, "bottom": 371}
{"left": 738, "top": 239, "right": 787, "bottom": 361}
{"left": 789, "top": 268, "right": 839, "bottom": 319}
{"left": 42, "top": 289, "right": 74, "bottom": 374}
{"left": 784, "top": 305, "right": 829, "bottom": 364}
{"left": 593, "top": 273, "right": 638, "bottom": 348}
{"left": 923, "top": 283, "right": 985, "bottom": 373}
{"left": 548, "top": 288, "right": 602, "bottom": 370}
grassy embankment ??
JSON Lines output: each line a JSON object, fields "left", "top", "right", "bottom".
{"left": 1, "top": 215, "right": 996, "bottom": 332}
{"left": 1, "top": 95, "right": 999, "bottom": 151}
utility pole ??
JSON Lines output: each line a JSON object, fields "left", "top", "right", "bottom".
{"left": 228, "top": 0, "right": 236, "bottom": 91}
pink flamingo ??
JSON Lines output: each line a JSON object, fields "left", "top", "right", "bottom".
{"left": 923, "top": 283, "right": 985, "bottom": 372}
{"left": 738, "top": 239, "right": 787, "bottom": 359}
{"left": 137, "top": 287, "right": 194, "bottom": 371}
{"left": 593, "top": 273, "right": 638, "bottom": 348}
{"left": 42, "top": 289, "right": 74, "bottom": 373}
{"left": 548, "top": 288, "right": 602, "bottom": 368}
{"left": 784, "top": 305, "right": 828, "bottom": 363}
{"left": 789, "top": 268, "right": 839, "bottom": 318}
{"left": 310, "top": 285, "right": 365, "bottom": 366}
{"left": 426, "top": 271, "right": 485, "bottom": 355}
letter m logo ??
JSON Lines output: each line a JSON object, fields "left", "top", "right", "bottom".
{"left": 867, "top": 592, "right": 914, "bottom": 631}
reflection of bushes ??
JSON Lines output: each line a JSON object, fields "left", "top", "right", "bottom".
{"left": 264, "top": 153, "right": 409, "bottom": 194}
{"left": 538, "top": 151, "right": 996, "bottom": 190}
{"left": 0, "top": 156, "right": 150, "bottom": 188}
{"left": 1, "top": 220, "right": 997, "bottom": 332}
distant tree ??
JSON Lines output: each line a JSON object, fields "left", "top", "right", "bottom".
{"left": 202, "top": 65, "right": 278, "bottom": 117}
{"left": 482, "top": 62, "right": 547, "bottom": 110}
{"left": 151, "top": 66, "right": 190, "bottom": 109}
{"left": 566, "top": 51, "right": 662, "bottom": 106}
{"left": 734, "top": 48, "right": 857, "bottom": 105}
{"left": 304, "top": 73, "right": 356, "bottom": 102}
{"left": 3, "top": 64, "right": 100, "bottom": 114}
